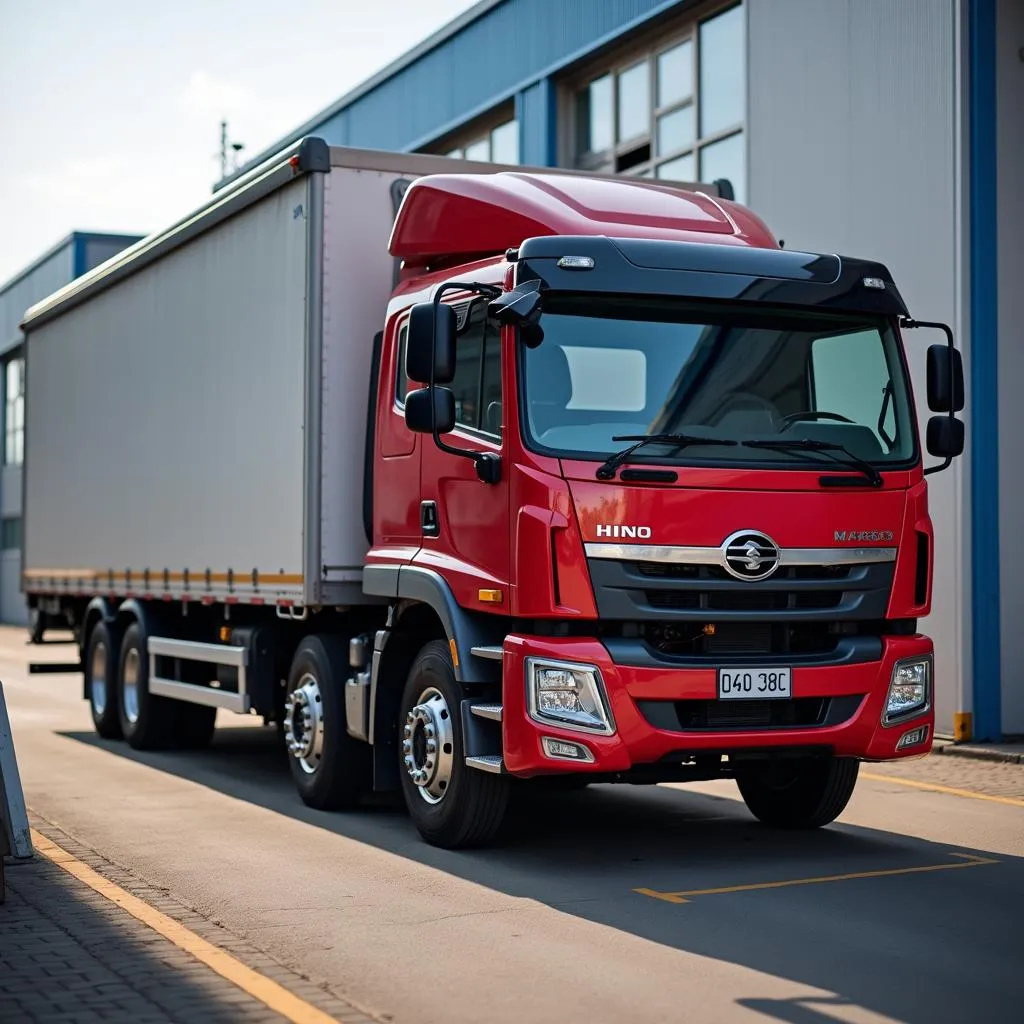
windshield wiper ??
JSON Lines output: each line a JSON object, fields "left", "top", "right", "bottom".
{"left": 596, "top": 433, "right": 737, "bottom": 481}
{"left": 741, "top": 438, "right": 883, "bottom": 487}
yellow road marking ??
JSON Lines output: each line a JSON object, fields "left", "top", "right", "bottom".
{"left": 31, "top": 829, "right": 342, "bottom": 1024}
{"left": 861, "top": 772, "right": 1024, "bottom": 808}
{"left": 635, "top": 852, "right": 997, "bottom": 904}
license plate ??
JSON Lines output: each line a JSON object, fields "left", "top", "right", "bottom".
{"left": 717, "top": 667, "right": 792, "bottom": 700}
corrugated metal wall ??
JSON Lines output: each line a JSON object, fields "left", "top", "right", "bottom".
{"left": 287, "top": 0, "right": 681, "bottom": 155}
{"left": 746, "top": 0, "right": 967, "bottom": 735}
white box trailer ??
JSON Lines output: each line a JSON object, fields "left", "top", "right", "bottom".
{"left": 22, "top": 139, "right": 520, "bottom": 614}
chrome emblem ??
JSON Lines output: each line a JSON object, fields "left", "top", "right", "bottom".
{"left": 722, "top": 530, "right": 780, "bottom": 581}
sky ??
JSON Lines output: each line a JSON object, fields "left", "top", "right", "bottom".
{"left": 0, "top": 0, "right": 481, "bottom": 283}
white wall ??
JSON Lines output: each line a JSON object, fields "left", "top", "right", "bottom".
{"left": 745, "top": 0, "right": 968, "bottom": 734}
{"left": 997, "top": 0, "right": 1024, "bottom": 734}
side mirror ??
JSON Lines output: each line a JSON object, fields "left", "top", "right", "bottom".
{"left": 406, "top": 302, "right": 456, "bottom": 385}
{"left": 926, "top": 343, "right": 964, "bottom": 412}
{"left": 405, "top": 386, "right": 455, "bottom": 435}
{"left": 927, "top": 415, "right": 964, "bottom": 458}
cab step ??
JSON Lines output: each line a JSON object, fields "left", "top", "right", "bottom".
{"left": 470, "top": 703, "right": 503, "bottom": 722}
{"left": 470, "top": 645, "right": 504, "bottom": 661}
{"left": 465, "top": 755, "right": 504, "bottom": 774}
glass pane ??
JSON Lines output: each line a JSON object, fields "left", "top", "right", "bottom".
{"left": 700, "top": 131, "right": 745, "bottom": 203}
{"left": 480, "top": 325, "right": 503, "bottom": 436}
{"left": 451, "top": 322, "right": 484, "bottom": 430}
{"left": 445, "top": 148, "right": 463, "bottom": 159}
{"left": 617, "top": 61, "right": 650, "bottom": 143}
{"left": 699, "top": 4, "right": 745, "bottom": 137}
{"left": 464, "top": 137, "right": 490, "bottom": 162}
{"left": 656, "top": 153, "right": 696, "bottom": 181}
{"left": 657, "top": 40, "right": 693, "bottom": 107}
{"left": 576, "top": 75, "right": 613, "bottom": 154}
{"left": 657, "top": 104, "right": 694, "bottom": 155}
{"left": 490, "top": 120, "right": 519, "bottom": 165}
{"left": 395, "top": 327, "right": 409, "bottom": 403}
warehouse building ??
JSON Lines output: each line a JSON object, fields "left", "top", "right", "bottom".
{"left": 0, "top": 231, "right": 143, "bottom": 627}
{"left": 218, "top": 0, "right": 1020, "bottom": 742}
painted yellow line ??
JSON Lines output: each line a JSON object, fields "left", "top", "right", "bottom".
{"left": 635, "top": 852, "right": 998, "bottom": 904}
{"left": 31, "top": 829, "right": 342, "bottom": 1024}
{"left": 861, "top": 771, "right": 1024, "bottom": 808}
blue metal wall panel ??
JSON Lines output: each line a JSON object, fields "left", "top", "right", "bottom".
{"left": 969, "top": 0, "right": 1001, "bottom": 741}
{"left": 517, "top": 78, "right": 557, "bottom": 166}
{"left": 340, "top": 0, "right": 677, "bottom": 152}
{"left": 0, "top": 240, "right": 75, "bottom": 356}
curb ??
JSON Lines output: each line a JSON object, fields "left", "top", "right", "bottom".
{"left": 934, "top": 743, "right": 1024, "bottom": 765}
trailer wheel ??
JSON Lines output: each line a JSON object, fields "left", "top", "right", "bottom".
{"left": 398, "top": 640, "right": 509, "bottom": 849}
{"left": 283, "top": 635, "right": 371, "bottom": 810}
{"left": 85, "top": 620, "right": 122, "bottom": 740}
{"left": 117, "top": 622, "right": 175, "bottom": 750}
{"left": 28, "top": 607, "right": 47, "bottom": 645}
{"left": 736, "top": 756, "right": 859, "bottom": 829}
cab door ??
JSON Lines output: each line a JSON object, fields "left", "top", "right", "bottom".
{"left": 415, "top": 301, "right": 510, "bottom": 608}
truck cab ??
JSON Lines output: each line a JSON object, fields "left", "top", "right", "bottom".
{"left": 360, "top": 170, "right": 964, "bottom": 847}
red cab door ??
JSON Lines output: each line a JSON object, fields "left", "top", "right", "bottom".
{"left": 415, "top": 302, "right": 510, "bottom": 608}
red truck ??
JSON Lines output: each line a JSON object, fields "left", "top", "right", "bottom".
{"left": 22, "top": 139, "right": 964, "bottom": 847}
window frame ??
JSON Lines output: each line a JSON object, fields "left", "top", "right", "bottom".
{"left": 560, "top": 1, "right": 745, "bottom": 190}
{"left": 394, "top": 303, "right": 504, "bottom": 445}
{"left": 4, "top": 353, "right": 25, "bottom": 467}
{"left": 422, "top": 104, "right": 520, "bottom": 166}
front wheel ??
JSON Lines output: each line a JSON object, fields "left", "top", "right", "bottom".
{"left": 398, "top": 640, "right": 509, "bottom": 849}
{"left": 736, "top": 756, "right": 859, "bottom": 829}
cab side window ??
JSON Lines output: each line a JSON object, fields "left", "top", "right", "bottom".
{"left": 449, "top": 308, "right": 502, "bottom": 438}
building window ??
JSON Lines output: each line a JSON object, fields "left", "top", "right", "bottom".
{"left": 430, "top": 113, "right": 520, "bottom": 165}
{"left": 1, "top": 516, "right": 21, "bottom": 551}
{"left": 4, "top": 355, "right": 24, "bottom": 466}
{"left": 567, "top": 2, "right": 745, "bottom": 201}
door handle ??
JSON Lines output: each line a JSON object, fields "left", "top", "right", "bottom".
{"left": 420, "top": 501, "right": 440, "bottom": 537}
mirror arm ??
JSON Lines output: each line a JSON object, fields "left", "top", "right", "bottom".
{"left": 900, "top": 316, "right": 958, "bottom": 476}
{"left": 426, "top": 281, "right": 504, "bottom": 485}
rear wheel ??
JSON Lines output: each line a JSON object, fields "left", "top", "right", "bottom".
{"left": 398, "top": 640, "right": 509, "bottom": 849}
{"left": 736, "top": 756, "right": 859, "bottom": 829}
{"left": 86, "top": 620, "right": 122, "bottom": 739}
{"left": 118, "top": 622, "right": 176, "bottom": 749}
{"left": 283, "top": 635, "right": 371, "bottom": 810}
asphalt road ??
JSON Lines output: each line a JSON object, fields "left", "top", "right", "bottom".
{"left": 4, "top": 626, "right": 1023, "bottom": 1024}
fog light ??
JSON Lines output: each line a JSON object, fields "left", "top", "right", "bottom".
{"left": 542, "top": 736, "right": 595, "bottom": 762}
{"left": 526, "top": 658, "right": 614, "bottom": 734}
{"left": 896, "top": 725, "right": 929, "bottom": 750}
{"left": 883, "top": 656, "right": 932, "bottom": 725}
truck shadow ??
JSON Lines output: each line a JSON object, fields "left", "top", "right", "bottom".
{"left": 59, "top": 725, "right": 1022, "bottom": 1024}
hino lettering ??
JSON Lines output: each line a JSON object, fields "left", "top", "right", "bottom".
{"left": 596, "top": 525, "right": 652, "bottom": 539}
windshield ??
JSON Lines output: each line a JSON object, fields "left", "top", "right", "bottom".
{"left": 520, "top": 297, "right": 916, "bottom": 468}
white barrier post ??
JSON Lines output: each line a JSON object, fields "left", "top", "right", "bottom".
{"left": 0, "top": 679, "right": 33, "bottom": 901}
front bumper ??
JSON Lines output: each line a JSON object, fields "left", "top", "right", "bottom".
{"left": 500, "top": 633, "right": 934, "bottom": 776}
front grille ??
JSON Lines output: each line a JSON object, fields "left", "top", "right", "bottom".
{"left": 646, "top": 621, "right": 844, "bottom": 657}
{"left": 587, "top": 556, "right": 895, "bottom": 627}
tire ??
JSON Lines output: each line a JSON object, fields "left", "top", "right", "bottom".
{"left": 398, "top": 639, "right": 509, "bottom": 849}
{"left": 28, "top": 607, "right": 47, "bottom": 645}
{"left": 283, "top": 635, "right": 371, "bottom": 810}
{"left": 736, "top": 756, "right": 860, "bottom": 829}
{"left": 174, "top": 702, "right": 217, "bottom": 749}
{"left": 117, "top": 622, "right": 176, "bottom": 750}
{"left": 85, "top": 619, "right": 122, "bottom": 740}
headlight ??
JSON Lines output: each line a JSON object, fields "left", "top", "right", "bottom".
{"left": 526, "top": 658, "right": 615, "bottom": 735}
{"left": 883, "top": 656, "right": 931, "bottom": 725}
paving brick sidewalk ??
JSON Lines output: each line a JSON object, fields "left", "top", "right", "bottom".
{"left": 0, "top": 822, "right": 377, "bottom": 1024}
